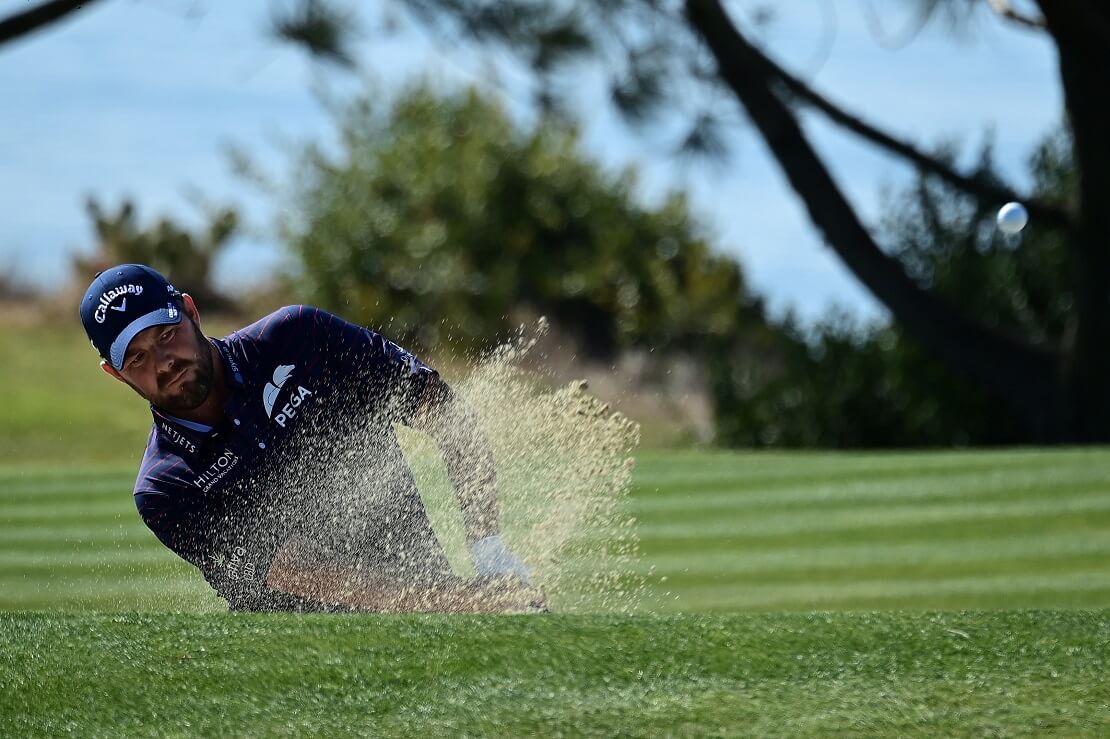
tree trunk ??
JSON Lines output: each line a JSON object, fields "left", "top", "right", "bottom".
{"left": 1036, "top": 2, "right": 1110, "bottom": 442}
{"left": 684, "top": 0, "right": 1070, "bottom": 441}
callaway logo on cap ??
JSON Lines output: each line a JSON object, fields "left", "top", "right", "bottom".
{"left": 79, "top": 264, "right": 183, "bottom": 370}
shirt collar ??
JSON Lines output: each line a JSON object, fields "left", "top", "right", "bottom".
{"left": 211, "top": 337, "right": 248, "bottom": 390}
{"left": 151, "top": 407, "right": 211, "bottom": 455}
{"left": 160, "top": 412, "right": 213, "bottom": 433}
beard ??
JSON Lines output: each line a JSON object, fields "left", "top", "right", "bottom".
{"left": 147, "top": 318, "right": 215, "bottom": 415}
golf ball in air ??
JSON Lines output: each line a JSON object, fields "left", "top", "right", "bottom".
{"left": 996, "top": 202, "right": 1028, "bottom": 234}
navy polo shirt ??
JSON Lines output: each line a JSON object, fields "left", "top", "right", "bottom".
{"left": 133, "top": 305, "right": 438, "bottom": 611}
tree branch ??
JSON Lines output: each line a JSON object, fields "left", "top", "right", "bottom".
{"left": 0, "top": 0, "right": 103, "bottom": 47}
{"left": 684, "top": 0, "right": 1063, "bottom": 423}
{"left": 986, "top": 0, "right": 1047, "bottom": 31}
{"left": 733, "top": 18, "right": 1074, "bottom": 234}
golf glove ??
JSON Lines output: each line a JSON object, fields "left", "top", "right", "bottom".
{"left": 470, "top": 534, "right": 531, "bottom": 586}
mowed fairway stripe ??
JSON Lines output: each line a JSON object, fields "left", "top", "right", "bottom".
{"left": 632, "top": 468, "right": 1110, "bottom": 513}
{"left": 0, "top": 547, "right": 179, "bottom": 570}
{"left": 0, "top": 574, "right": 219, "bottom": 610}
{"left": 632, "top": 448, "right": 1109, "bottom": 486}
{"left": 638, "top": 510, "right": 1110, "bottom": 557}
{"left": 657, "top": 569, "right": 1110, "bottom": 612}
{"left": 0, "top": 464, "right": 134, "bottom": 485}
{"left": 629, "top": 450, "right": 1110, "bottom": 610}
{"left": 657, "top": 550, "right": 1110, "bottom": 589}
{"left": 1, "top": 500, "right": 136, "bottom": 524}
{"left": 635, "top": 529, "right": 1110, "bottom": 577}
{"left": 638, "top": 464, "right": 1110, "bottom": 500}
{"left": 0, "top": 524, "right": 151, "bottom": 547}
{"left": 635, "top": 492, "right": 1110, "bottom": 539}
{"left": 1, "top": 478, "right": 132, "bottom": 501}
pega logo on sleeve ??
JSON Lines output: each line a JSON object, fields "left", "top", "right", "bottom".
{"left": 93, "top": 284, "right": 144, "bottom": 323}
{"left": 262, "top": 365, "right": 295, "bottom": 417}
{"left": 262, "top": 364, "right": 314, "bottom": 428}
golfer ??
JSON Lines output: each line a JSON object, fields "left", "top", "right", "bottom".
{"left": 80, "top": 264, "right": 537, "bottom": 613}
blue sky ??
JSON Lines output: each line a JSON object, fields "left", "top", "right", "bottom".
{"left": 0, "top": 0, "right": 1061, "bottom": 322}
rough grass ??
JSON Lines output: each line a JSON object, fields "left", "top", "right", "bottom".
{"left": 2, "top": 611, "right": 1107, "bottom": 737}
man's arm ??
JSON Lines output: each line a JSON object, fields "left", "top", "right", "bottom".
{"left": 137, "top": 489, "right": 340, "bottom": 612}
{"left": 407, "top": 375, "right": 499, "bottom": 546}
{"left": 307, "top": 307, "right": 532, "bottom": 585}
{"left": 308, "top": 305, "right": 498, "bottom": 542}
{"left": 407, "top": 375, "right": 532, "bottom": 585}
{"left": 264, "top": 538, "right": 544, "bottom": 613}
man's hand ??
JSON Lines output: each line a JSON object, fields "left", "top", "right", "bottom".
{"left": 469, "top": 534, "right": 531, "bottom": 586}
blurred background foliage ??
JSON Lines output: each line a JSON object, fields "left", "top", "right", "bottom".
{"left": 69, "top": 80, "right": 1077, "bottom": 449}
{"left": 885, "top": 129, "right": 1075, "bottom": 348}
{"left": 710, "top": 128, "right": 1074, "bottom": 447}
{"left": 73, "top": 197, "right": 239, "bottom": 312}
{"left": 272, "top": 85, "right": 770, "bottom": 359}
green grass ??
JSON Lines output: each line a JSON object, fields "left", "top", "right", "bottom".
{"left": 4, "top": 321, "right": 1110, "bottom": 735}
{"left": 632, "top": 448, "right": 1110, "bottom": 611}
{"left": 4, "top": 448, "right": 1110, "bottom": 613}
{"left": 2, "top": 611, "right": 1108, "bottom": 737}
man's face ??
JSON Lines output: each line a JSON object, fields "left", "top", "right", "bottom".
{"left": 116, "top": 315, "right": 214, "bottom": 415}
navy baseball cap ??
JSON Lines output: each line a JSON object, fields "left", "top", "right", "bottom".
{"left": 80, "top": 264, "right": 184, "bottom": 370}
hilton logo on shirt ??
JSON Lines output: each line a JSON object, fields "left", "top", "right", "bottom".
{"left": 192, "top": 449, "right": 240, "bottom": 493}
{"left": 262, "top": 364, "right": 314, "bottom": 428}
